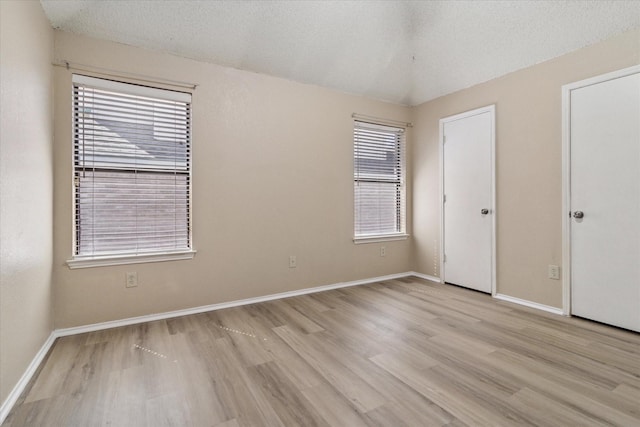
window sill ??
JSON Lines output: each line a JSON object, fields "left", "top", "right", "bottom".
{"left": 353, "top": 234, "right": 409, "bottom": 244}
{"left": 66, "top": 250, "right": 196, "bottom": 269}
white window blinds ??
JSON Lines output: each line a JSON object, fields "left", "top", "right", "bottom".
{"left": 72, "top": 75, "right": 192, "bottom": 258}
{"left": 354, "top": 120, "right": 406, "bottom": 238}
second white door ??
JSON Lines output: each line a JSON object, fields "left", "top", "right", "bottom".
{"left": 567, "top": 67, "right": 640, "bottom": 332}
{"left": 441, "top": 106, "right": 495, "bottom": 293}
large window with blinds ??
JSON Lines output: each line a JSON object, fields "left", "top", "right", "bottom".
{"left": 72, "top": 75, "right": 192, "bottom": 262}
{"left": 354, "top": 120, "right": 406, "bottom": 241}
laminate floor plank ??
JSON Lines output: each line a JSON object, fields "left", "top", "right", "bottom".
{"left": 339, "top": 288, "right": 440, "bottom": 329}
{"left": 146, "top": 392, "right": 193, "bottom": 427}
{"left": 420, "top": 365, "right": 538, "bottom": 426}
{"left": 370, "top": 352, "right": 517, "bottom": 427}
{"left": 471, "top": 320, "right": 640, "bottom": 390}
{"left": 507, "top": 387, "right": 604, "bottom": 427}
{"left": 212, "top": 309, "right": 274, "bottom": 368}
{"left": 246, "top": 362, "right": 328, "bottom": 427}
{"left": 348, "top": 284, "right": 440, "bottom": 321}
{"left": 271, "top": 300, "right": 325, "bottom": 335}
{"left": 237, "top": 306, "right": 328, "bottom": 390}
{"left": 487, "top": 349, "right": 640, "bottom": 425}
{"left": 209, "top": 339, "right": 285, "bottom": 427}
{"left": 4, "top": 277, "right": 640, "bottom": 426}
{"left": 272, "top": 325, "right": 387, "bottom": 413}
{"left": 428, "top": 307, "right": 640, "bottom": 391}
{"left": 305, "top": 329, "right": 435, "bottom": 406}
{"left": 500, "top": 302, "right": 639, "bottom": 350}
{"left": 214, "top": 419, "right": 240, "bottom": 427}
{"left": 300, "top": 382, "right": 369, "bottom": 427}
{"left": 307, "top": 309, "right": 393, "bottom": 359}
{"left": 613, "top": 383, "right": 640, "bottom": 402}
{"left": 169, "top": 336, "right": 231, "bottom": 425}
{"left": 286, "top": 294, "right": 333, "bottom": 314}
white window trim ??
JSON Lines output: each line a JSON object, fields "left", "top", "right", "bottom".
{"left": 70, "top": 74, "right": 193, "bottom": 265}
{"left": 353, "top": 119, "right": 407, "bottom": 240}
{"left": 66, "top": 249, "right": 196, "bottom": 269}
{"left": 353, "top": 234, "right": 409, "bottom": 244}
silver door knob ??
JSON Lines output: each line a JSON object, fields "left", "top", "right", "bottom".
{"left": 573, "top": 211, "right": 584, "bottom": 219}
{"left": 481, "top": 209, "right": 489, "bottom": 215}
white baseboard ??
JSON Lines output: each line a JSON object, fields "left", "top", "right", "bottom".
{"left": 407, "top": 271, "right": 441, "bottom": 283}
{"left": 55, "top": 271, "right": 415, "bottom": 337}
{"left": 494, "top": 293, "right": 564, "bottom": 316}
{"left": 0, "top": 332, "right": 56, "bottom": 425}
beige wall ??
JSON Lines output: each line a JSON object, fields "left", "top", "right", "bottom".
{"left": 0, "top": 1, "right": 54, "bottom": 405}
{"left": 412, "top": 29, "right": 640, "bottom": 308}
{"left": 52, "top": 32, "right": 412, "bottom": 328}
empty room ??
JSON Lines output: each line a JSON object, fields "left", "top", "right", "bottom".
{"left": 1, "top": 0, "right": 639, "bottom": 425}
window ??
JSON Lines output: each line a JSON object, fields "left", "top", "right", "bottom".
{"left": 354, "top": 120, "right": 407, "bottom": 242}
{"left": 70, "top": 75, "right": 193, "bottom": 266}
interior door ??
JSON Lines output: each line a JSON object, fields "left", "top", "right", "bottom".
{"left": 441, "top": 106, "right": 494, "bottom": 293}
{"left": 569, "top": 69, "right": 640, "bottom": 332}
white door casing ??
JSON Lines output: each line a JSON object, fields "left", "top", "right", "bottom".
{"left": 440, "top": 105, "right": 496, "bottom": 294}
{"left": 562, "top": 65, "right": 640, "bottom": 332}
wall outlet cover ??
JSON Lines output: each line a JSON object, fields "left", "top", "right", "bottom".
{"left": 126, "top": 272, "right": 138, "bottom": 287}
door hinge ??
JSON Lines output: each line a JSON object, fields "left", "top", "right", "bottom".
{"left": 443, "top": 194, "right": 447, "bottom": 203}
{"left": 443, "top": 135, "right": 447, "bottom": 143}
{"left": 443, "top": 254, "right": 447, "bottom": 262}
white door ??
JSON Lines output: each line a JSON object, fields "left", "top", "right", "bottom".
{"left": 567, "top": 67, "right": 640, "bottom": 332}
{"left": 441, "top": 106, "right": 495, "bottom": 293}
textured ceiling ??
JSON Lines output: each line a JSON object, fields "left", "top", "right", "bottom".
{"left": 40, "top": 0, "right": 640, "bottom": 106}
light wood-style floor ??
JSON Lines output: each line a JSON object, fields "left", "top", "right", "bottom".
{"left": 4, "top": 277, "right": 640, "bottom": 426}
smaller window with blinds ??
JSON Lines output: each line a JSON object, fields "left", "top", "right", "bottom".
{"left": 71, "top": 75, "right": 193, "bottom": 265}
{"left": 353, "top": 120, "right": 407, "bottom": 242}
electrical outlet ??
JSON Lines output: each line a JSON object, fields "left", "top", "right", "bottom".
{"left": 548, "top": 265, "right": 560, "bottom": 280}
{"left": 380, "top": 246, "right": 386, "bottom": 257}
{"left": 289, "top": 255, "right": 297, "bottom": 268}
{"left": 126, "top": 272, "right": 138, "bottom": 288}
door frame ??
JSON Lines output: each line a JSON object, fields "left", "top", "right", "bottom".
{"left": 439, "top": 105, "right": 497, "bottom": 296}
{"left": 561, "top": 64, "right": 640, "bottom": 316}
